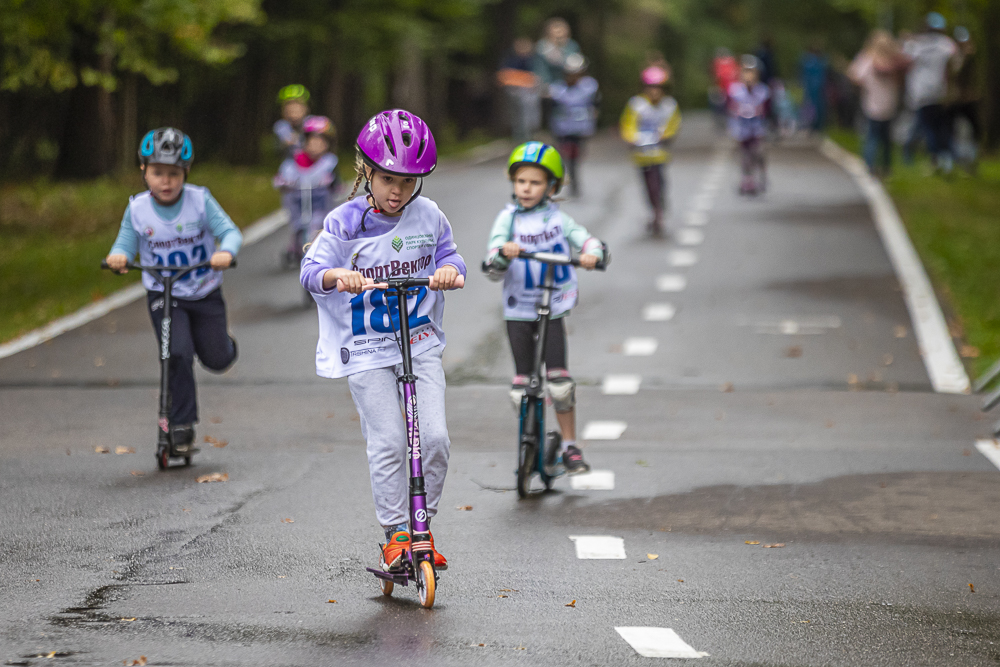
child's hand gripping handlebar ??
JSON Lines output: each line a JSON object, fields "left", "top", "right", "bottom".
{"left": 336, "top": 273, "right": 465, "bottom": 293}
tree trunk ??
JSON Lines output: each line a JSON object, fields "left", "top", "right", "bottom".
{"left": 983, "top": 0, "right": 1000, "bottom": 149}
{"left": 118, "top": 73, "right": 137, "bottom": 172}
{"left": 393, "top": 33, "right": 426, "bottom": 116}
{"left": 488, "top": 0, "right": 520, "bottom": 133}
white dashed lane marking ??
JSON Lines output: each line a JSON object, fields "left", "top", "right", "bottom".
{"left": 686, "top": 211, "right": 708, "bottom": 226}
{"left": 623, "top": 337, "right": 658, "bottom": 356}
{"left": 570, "top": 470, "right": 615, "bottom": 490}
{"left": 741, "top": 315, "right": 842, "bottom": 335}
{"left": 668, "top": 249, "right": 698, "bottom": 267}
{"left": 642, "top": 303, "right": 676, "bottom": 322}
{"left": 975, "top": 439, "right": 1000, "bottom": 471}
{"left": 656, "top": 274, "right": 686, "bottom": 292}
{"left": 602, "top": 374, "right": 641, "bottom": 395}
{"left": 569, "top": 536, "right": 626, "bottom": 559}
{"left": 615, "top": 627, "right": 710, "bottom": 659}
{"left": 582, "top": 421, "right": 628, "bottom": 440}
{"left": 677, "top": 228, "right": 705, "bottom": 246}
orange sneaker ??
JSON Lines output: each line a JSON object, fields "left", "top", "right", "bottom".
{"left": 428, "top": 532, "right": 448, "bottom": 570}
{"left": 381, "top": 531, "right": 411, "bottom": 571}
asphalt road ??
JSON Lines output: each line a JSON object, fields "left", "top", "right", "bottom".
{"left": 2, "top": 116, "right": 998, "bottom": 666}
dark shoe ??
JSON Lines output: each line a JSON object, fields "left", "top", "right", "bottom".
{"left": 171, "top": 423, "right": 195, "bottom": 454}
{"left": 562, "top": 445, "right": 591, "bottom": 475}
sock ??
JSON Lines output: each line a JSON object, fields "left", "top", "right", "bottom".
{"left": 383, "top": 522, "right": 408, "bottom": 541}
{"left": 561, "top": 439, "right": 575, "bottom": 453}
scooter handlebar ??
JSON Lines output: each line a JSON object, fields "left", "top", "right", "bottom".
{"left": 498, "top": 249, "right": 607, "bottom": 271}
{"left": 101, "top": 258, "right": 237, "bottom": 273}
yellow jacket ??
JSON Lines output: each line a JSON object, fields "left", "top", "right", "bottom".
{"left": 620, "top": 94, "right": 682, "bottom": 166}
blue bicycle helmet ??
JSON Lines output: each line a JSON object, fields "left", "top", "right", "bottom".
{"left": 138, "top": 128, "right": 193, "bottom": 169}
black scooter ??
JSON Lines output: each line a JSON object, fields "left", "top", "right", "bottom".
{"left": 101, "top": 259, "right": 235, "bottom": 469}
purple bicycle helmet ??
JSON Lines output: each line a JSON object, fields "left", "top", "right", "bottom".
{"left": 356, "top": 109, "right": 437, "bottom": 177}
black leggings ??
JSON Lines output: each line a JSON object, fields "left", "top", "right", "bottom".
{"left": 506, "top": 318, "right": 567, "bottom": 376}
{"left": 147, "top": 288, "right": 236, "bottom": 425}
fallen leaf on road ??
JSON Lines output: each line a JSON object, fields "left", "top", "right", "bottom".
{"left": 456, "top": 505, "right": 473, "bottom": 511}
{"left": 647, "top": 554, "right": 659, "bottom": 560}
{"left": 516, "top": 646, "right": 526, "bottom": 650}
{"left": 895, "top": 325, "right": 907, "bottom": 338}
{"left": 204, "top": 436, "right": 227, "bottom": 448}
{"left": 278, "top": 575, "right": 286, "bottom": 579}
{"left": 796, "top": 620, "right": 811, "bottom": 624}
{"left": 882, "top": 354, "right": 894, "bottom": 366}
{"left": 182, "top": 508, "right": 191, "bottom": 512}
{"left": 763, "top": 543, "right": 786, "bottom": 548}
{"left": 94, "top": 357, "right": 105, "bottom": 367}
{"left": 130, "top": 471, "right": 144, "bottom": 477}
{"left": 720, "top": 382, "right": 734, "bottom": 392}
{"left": 969, "top": 583, "right": 975, "bottom": 593}
{"left": 961, "top": 345, "right": 980, "bottom": 358}
{"left": 326, "top": 412, "right": 335, "bottom": 419}
{"left": 677, "top": 579, "right": 684, "bottom": 582}
{"left": 963, "top": 449, "right": 972, "bottom": 456}
{"left": 498, "top": 594, "right": 508, "bottom": 598}
{"left": 784, "top": 345, "right": 802, "bottom": 358}
{"left": 565, "top": 600, "right": 576, "bottom": 607}
{"left": 715, "top": 411, "right": 725, "bottom": 421}
{"left": 123, "top": 658, "right": 147, "bottom": 667}
{"left": 499, "top": 589, "right": 519, "bottom": 592}
{"left": 847, "top": 373, "right": 859, "bottom": 386}
{"left": 477, "top": 643, "right": 485, "bottom": 647}
{"left": 95, "top": 446, "right": 110, "bottom": 454}
{"left": 209, "top": 416, "right": 222, "bottom": 424}
{"left": 745, "top": 540, "right": 760, "bottom": 545}
{"left": 46, "top": 651, "right": 57, "bottom": 658}
{"left": 196, "top": 472, "right": 229, "bottom": 483}
{"left": 327, "top": 599, "right": 337, "bottom": 603}
{"left": 282, "top": 518, "right": 294, "bottom": 523}
{"left": 825, "top": 420, "right": 834, "bottom": 428}
{"left": 121, "top": 617, "right": 136, "bottom": 622}
{"left": 115, "top": 446, "right": 135, "bottom": 455}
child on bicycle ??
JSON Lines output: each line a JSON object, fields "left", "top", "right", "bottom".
{"left": 300, "top": 109, "right": 465, "bottom": 572}
{"left": 727, "top": 56, "right": 771, "bottom": 195}
{"left": 274, "top": 115, "right": 339, "bottom": 265}
{"left": 273, "top": 84, "right": 311, "bottom": 157}
{"left": 620, "top": 65, "right": 682, "bottom": 237}
{"left": 105, "top": 128, "right": 241, "bottom": 452}
{"left": 548, "top": 53, "right": 599, "bottom": 198}
{"left": 483, "top": 142, "right": 606, "bottom": 475}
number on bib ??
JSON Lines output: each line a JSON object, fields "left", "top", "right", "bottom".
{"left": 349, "top": 287, "right": 431, "bottom": 336}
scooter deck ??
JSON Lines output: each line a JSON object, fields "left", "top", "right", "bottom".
{"left": 366, "top": 567, "right": 410, "bottom": 586}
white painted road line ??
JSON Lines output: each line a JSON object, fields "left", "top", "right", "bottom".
{"left": 569, "top": 535, "right": 626, "bottom": 559}
{"left": 656, "top": 274, "right": 687, "bottom": 292}
{"left": 623, "top": 337, "right": 658, "bottom": 356}
{"left": 615, "top": 627, "right": 710, "bottom": 659}
{"left": 677, "top": 228, "right": 705, "bottom": 246}
{"left": 686, "top": 211, "right": 708, "bottom": 227}
{"left": 0, "top": 208, "right": 290, "bottom": 361}
{"left": 975, "top": 439, "right": 1000, "bottom": 471}
{"left": 668, "top": 249, "right": 698, "bottom": 267}
{"left": 821, "top": 138, "right": 970, "bottom": 394}
{"left": 602, "top": 374, "right": 642, "bottom": 395}
{"left": 582, "top": 421, "right": 628, "bottom": 440}
{"left": 570, "top": 470, "right": 615, "bottom": 490}
{"left": 741, "top": 315, "right": 842, "bottom": 335}
{"left": 642, "top": 303, "right": 676, "bottom": 322}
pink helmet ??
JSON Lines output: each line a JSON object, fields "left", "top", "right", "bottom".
{"left": 641, "top": 66, "right": 669, "bottom": 86}
{"left": 302, "top": 115, "right": 335, "bottom": 139}
{"left": 356, "top": 109, "right": 437, "bottom": 177}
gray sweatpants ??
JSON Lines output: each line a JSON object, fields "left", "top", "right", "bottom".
{"left": 348, "top": 345, "right": 451, "bottom": 527}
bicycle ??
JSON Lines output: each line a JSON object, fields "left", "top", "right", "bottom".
{"left": 101, "top": 258, "right": 236, "bottom": 470}
{"left": 361, "top": 273, "right": 465, "bottom": 609}
{"left": 482, "top": 249, "right": 606, "bottom": 499}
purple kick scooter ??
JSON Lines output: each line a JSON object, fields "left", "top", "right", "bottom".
{"left": 363, "top": 274, "right": 464, "bottom": 609}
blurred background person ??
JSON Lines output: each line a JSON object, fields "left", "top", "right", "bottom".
{"left": 620, "top": 65, "right": 681, "bottom": 237}
{"left": 800, "top": 42, "right": 829, "bottom": 132}
{"left": 497, "top": 37, "right": 542, "bottom": 144}
{"left": 274, "top": 84, "right": 310, "bottom": 158}
{"left": 548, "top": 53, "right": 599, "bottom": 198}
{"left": 948, "top": 26, "right": 981, "bottom": 173}
{"left": 902, "top": 12, "right": 958, "bottom": 172}
{"left": 848, "top": 30, "right": 911, "bottom": 177}
{"left": 711, "top": 47, "right": 740, "bottom": 130}
{"left": 536, "top": 17, "right": 581, "bottom": 87}
{"left": 728, "top": 55, "right": 770, "bottom": 195}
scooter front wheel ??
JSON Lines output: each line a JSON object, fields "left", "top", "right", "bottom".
{"left": 417, "top": 560, "right": 435, "bottom": 608}
{"left": 380, "top": 578, "right": 394, "bottom": 597}
{"left": 516, "top": 437, "right": 536, "bottom": 499}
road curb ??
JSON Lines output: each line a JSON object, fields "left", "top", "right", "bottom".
{"left": 0, "top": 208, "right": 289, "bottom": 361}
{"left": 820, "top": 138, "right": 970, "bottom": 395}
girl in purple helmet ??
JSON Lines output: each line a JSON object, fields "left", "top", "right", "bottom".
{"left": 300, "top": 110, "right": 466, "bottom": 572}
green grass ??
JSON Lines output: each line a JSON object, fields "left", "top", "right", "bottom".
{"left": 828, "top": 128, "right": 1000, "bottom": 377}
{"left": 0, "top": 165, "right": 279, "bottom": 344}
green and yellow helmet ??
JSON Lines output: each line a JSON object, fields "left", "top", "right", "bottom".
{"left": 508, "top": 141, "right": 565, "bottom": 193}
{"left": 277, "top": 84, "right": 310, "bottom": 105}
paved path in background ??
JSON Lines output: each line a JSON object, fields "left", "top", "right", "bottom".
{"left": 2, "top": 117, "right": 998, "bottom": 666}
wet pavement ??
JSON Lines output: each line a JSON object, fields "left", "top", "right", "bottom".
{"left": 1, "top": 117, "right": 997, "bottom": 666}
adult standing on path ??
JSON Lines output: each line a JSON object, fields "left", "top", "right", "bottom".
{"left": 498, "top": 38, "right": 543, "bottom": 144}
{"left": 535, "top": 17, "right": 581, "bottom": 88}
{"left": 800, "top": 42, "right": 829, "bottom": 132}
{"left": 902, "top": 12, "right": 958, "bottom": 172}
{"left": 847, "top": 30, "right": 911, "bottom": 177}
{"left": 948, "top": 26, "right": 981, "bottom": 172}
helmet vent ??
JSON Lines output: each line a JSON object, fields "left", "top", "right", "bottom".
{"left": 416, "top": 138, "right": 427, "bottom": 159}
{"left": 383, "top": 134, "right": 396, "bottom": 157}
{"left": 401, "top": 131, "right": 413, "bottom": 147}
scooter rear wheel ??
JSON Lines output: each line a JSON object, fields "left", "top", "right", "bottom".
{"left": 417, "top": 560, "right": 435, "bottom": 609}
{"left": 157, "top": 447, "right": 169, "bottom": 470}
